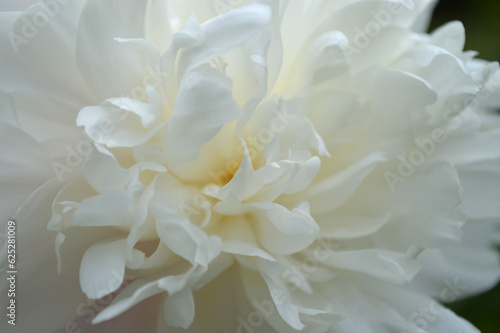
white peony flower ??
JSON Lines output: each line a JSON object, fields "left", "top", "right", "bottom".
{"left": 1, "top": 0, "right": 500, "bottom": 332}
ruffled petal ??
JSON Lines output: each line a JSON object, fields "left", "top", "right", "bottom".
{"left": 163, "top": 68, "right": 242, "bottom": 172}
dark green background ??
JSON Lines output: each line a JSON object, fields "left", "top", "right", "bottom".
{"left": 430, "top": 1, "right": 500, "bottom": 331}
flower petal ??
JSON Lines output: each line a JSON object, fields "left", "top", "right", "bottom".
{"left": 163, "top": 68, "right": 242, "bottom": 172}
{"left": 176, "top": 3, "right": 271, "bottom": 77}
{"left": 73, "top": 188, "right": 135, "bottom": 228}
{"left": 80, "top": 239, "right": 129, "bottom": 299}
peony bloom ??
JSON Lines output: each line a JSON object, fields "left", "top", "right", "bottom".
{"left": 1, "top": 0, "right": 500, "bottom": 332}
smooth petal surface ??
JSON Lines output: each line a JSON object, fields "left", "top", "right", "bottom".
{"left": 80, "top": 239, "right": 130, "bottom": 299}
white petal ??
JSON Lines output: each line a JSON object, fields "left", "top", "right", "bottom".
{"left": 163, "top": 69, "right": 242, "bottom": 172}
{"left": 0, "top": 122, "right": 54, "bottom": 223}
{"left": 430, "top": 21, "right": 466, "bottom": 55}
{"left": 151, "top": 205, "right": 221, "bottom": 266}
{"left": 219, "top": 215, "right": 276, "bottom": 262}
{"left": 253, "top": 202, "right": 319, "bottom": 255}
{"left": 106, "top": 96, "right": 159, "bottom": 129}
{"left": 163, "top": 288, "right": 195, "bottom": 329}
{"left": 82, "top": 144, "right": 132, "bottom": 193}
{"left": 0, "top": 2, "right": 91, "bottom": 100}
{"left": 316, "top": 212, "right": 391, "bottom": 239}
{"left": 64, "top": 295, "right": 162, "bottom": 333}
{"left": 322, "top": 274, "right": 479, "bottom": 333}
{"left": 412, "top": 220, "right": 500, "bottom": 300}
{"left": 307, "top": 152, "right": 386, "bottom": 215}
{"left": 80, "top": 239, "right": 129, "bottom": 299}
{"left": 155, "top": 264, "right": 279, "bottom": 333}
{"left": 73, "top": 188, "right": 135, "bottom": 228}
{"left": 75, "top": 0, "right": 159, "bottom": 100}
{"left": 323, "top": 249, "right": 421, "bottom": 284}
{"left": 77, "top": 102, "right": 165, "bottom": 148}
{"left": 176, "top": 3, "right": 271, "bottom": 76}
{"left": 93, "top": 275, "right": 167, "bottom": 324}
{"left": 0, "top": 179, "right": 112, "bottom": 332}
{"left": 457, "top": 161, "right": 500, "bottom": 219}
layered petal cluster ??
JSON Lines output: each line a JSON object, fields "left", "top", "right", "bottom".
{"left": 1, "top": 1, "right": 500, "bottom": 332}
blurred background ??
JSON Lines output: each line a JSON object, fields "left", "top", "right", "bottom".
{"left": 430, "top": 1, "right": 500, "bottom": 332}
